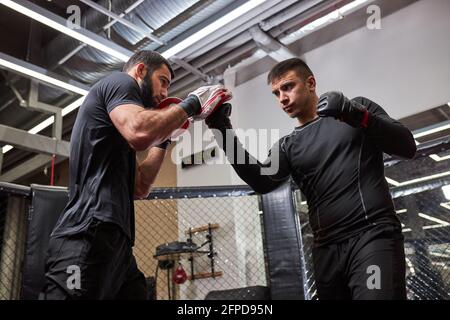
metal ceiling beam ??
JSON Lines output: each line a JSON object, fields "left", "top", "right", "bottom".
{"left": 27, "top": 81, "right": 63, "bottom": 140}
{"left": 0, "top": 52, "right": 89, "bottom": 95}
{"left": 0, "top": 153, "right": 64, "bottom": 183}
{"left": 249, "top": 25, "right": 296, "bottom": 61}
{"left": 169, "top": 43, "right": 256, "bottom": 93}
{"left": 170, "top": 0, "right": 293, "bottom": 60}
{"left": 167, "top": 0, "right": 313, "bottom": 91}
{"left": 0, "top": 125, "right": 70, "bottom": 157}
{"left": 171, "top": 0, "right": 351, "bottom": 93}
{"left": 169, "top": 56, "right": 210, "bottom": 83}
{"left": 103, "top": 0, "right": 145, "bottom": 30}
{"left": 259, "top": 0, "right": 329, "bottom": 31}
{"left": 58, "top": 0, "right": 145, "bottom": 66}
{"left": 79, "top": 0, "right": 165, "bottom": 45}
{"left": 169, "top": 0, "right": 350, "bottom": 93}
{"left": 1, "top": 70, "right": 27, "bottom": 107}
{"left": 0, "top": 0, "right": 133, "bottom": 61}
{"left": 171, "top": 38, "right": 256, "bottom": 89}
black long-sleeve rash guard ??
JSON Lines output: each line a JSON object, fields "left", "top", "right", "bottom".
{"left": 214, "top": 97, "right": 416, "bottom": 245}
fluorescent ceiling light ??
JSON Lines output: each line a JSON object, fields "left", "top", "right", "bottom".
{"left": 386, "top": 171, "right": 450, "bottom": 187}
{"left": 62, "top": 96, "right": 86, "bottom": 117}
{"left": 2, "top": 145, "right": 13, "bottom": 153}
{"left": 297, "top": 10, "right": 341, "bottom": 34}
{"left": 413, "top": 123, "right": 450, "bottom": 139}
{"left": 430, "top": 252, "right": 450, "bottom": 259}
{"left": 442, "top": 185, "right": 450, "bottom": 200}
{"left": 385, "top": 177, "right": 400, "bottom": 186}
{"left": 423, "top": 224, "right": 449, "bottom": 230}
{"left": 2, "top": 96, "right": 85, "bottom": 154}
{"left": 430, "top": 154, "right": 450, "bottom": 162}
{"left": 280, "top": 0, "right": 372, "bottom": 44}
{"left": 0, "top": 53, "right": 87, "bottom": 154}
{"left": 28, "top": 116, "right": 55, "bottom": 135}
{"left": 396, "top": 209, "right": 407, "bottom": 214}
{"left": 2, "top": 0, "right": 268, "bottom": 62}
{"left": 441, "top": 202, "right": 450, "bottom": 210}
{"left": 340, "top": 0, "right": 372, "bottom": 13}
{"left": 399, "top": 171, "right": 450, "bottom": 185}
{"left": 161, "top": 0, "right": 267, "bottom": 58}
{"left": 0, "top": 55, "right": 89, "bottom": 95}
{"left": 402, "top": 224, "right": 448, "bottom": 232}
{"left": 1, "top": 0, "right": 131, "bottom": 62}
{"left": 418, "top": 212, "right": 449, "bottom": 226}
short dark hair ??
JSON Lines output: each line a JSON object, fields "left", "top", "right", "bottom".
{"left": 267, "top": 58, "right": 313, "bottom": 84}
{"left": 122, "top": 50, "right": 175, "bottom": 79}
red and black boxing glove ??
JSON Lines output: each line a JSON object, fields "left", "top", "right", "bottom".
{"left": 317, "top": 91, "right": 369, "bottom": 128}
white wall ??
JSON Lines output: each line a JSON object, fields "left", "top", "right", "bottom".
{"left": 176, "top": 0, "right": 450, "bottom": 187}
{"left": 308, "top": 0, "right": 450, "bottom": 119}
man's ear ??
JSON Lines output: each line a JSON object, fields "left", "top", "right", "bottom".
{"left": 136, "top": 63, "right": 147, "bottom": 79}
{"left": 306, "top": 75, "right": 316, "bottom": 92}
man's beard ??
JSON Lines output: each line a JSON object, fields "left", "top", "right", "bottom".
{"left": 140, "top": 72, "right": 158, "bottom": 108}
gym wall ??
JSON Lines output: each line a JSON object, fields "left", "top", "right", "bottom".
{"left": 176, "top": 0, "right": 450, "bottom": 188}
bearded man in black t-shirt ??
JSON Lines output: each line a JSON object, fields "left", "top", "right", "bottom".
{"left": 42, "top": 50, "right": 232, "bottom": 299}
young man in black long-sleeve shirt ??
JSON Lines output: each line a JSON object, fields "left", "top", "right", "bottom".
{"left": 206, "top": 58, "right": 416, "bottom": 300}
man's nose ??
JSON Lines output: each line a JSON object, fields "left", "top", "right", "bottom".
{"left": 161, "top": 88, "right": 168, "bottom": 99}
{"left": 279, "top": 92, "right": 288, "bottom": 104}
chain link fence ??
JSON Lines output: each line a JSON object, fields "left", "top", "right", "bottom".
{"left": 292, "top": 137, "right": 450, "bottom": 300}
{"left": 397, "top": 189, "right": 450, "bottom": 300}
{"left": 0, "top": 190, "right": 29, "bottom": 300}
{"left": 133, "top": 192, "right": 268, "bottom": 300}
{"left": 388, "top": 138, "right": 450, "bottom": 300}
{"left": 293, "top": 184, "right": 450, "bottom": 301}
{"left": 0, "top": 137, "right": 449, "bottom": 300}
{"left": 293, "top": 191, "right": 318, "bottom": 300}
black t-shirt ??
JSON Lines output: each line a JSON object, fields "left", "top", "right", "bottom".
{"left": 52, "top": 72, "right": 144, "bottom": 244}
{"left": 217, "top": 97, "right": 416, "bottom": 246}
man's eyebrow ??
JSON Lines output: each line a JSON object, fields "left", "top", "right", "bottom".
{"left": 160, "top": 75, "right": 171, "bottom": 84}
{"left": 281, "top": 80, "right": 294, "bottom": 86}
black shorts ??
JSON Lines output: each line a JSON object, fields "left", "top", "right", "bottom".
{"left": 312, "top": 223, "right": 406, "bottom": 300}
{"left": 41, "top": 219, "right": 147, "bottom": 300}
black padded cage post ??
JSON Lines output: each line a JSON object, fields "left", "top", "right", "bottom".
{"left": 20, "top": 184, "right": 69, "bottom": 300}
{"left": 260, "top": 181, "right": 306, "bottom": 300}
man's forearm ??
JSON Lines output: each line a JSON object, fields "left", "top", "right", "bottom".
{"left": 213, "top": 128, "right": 287, "bottom": 194}
{"left": 348, "top": 97, "right": 417, "bottom": 159}
{"left": 135, "top": 147, "right": 166, "bottom": 198}
{"left": 365, "top": 113, "right": 417, "bottom": 159}
{"left": 132, "top": 106, "right": 188, "bottom": 150}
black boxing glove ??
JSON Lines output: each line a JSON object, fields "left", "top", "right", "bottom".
{"left": 179, "top": 85, "right": 232, "bottom": 120}
{"left": 205, "top": 103, "right": 233, "bottom": 130}
{"left": 155, "top": 139, "right": 171, "bottom": 150}
{"left": 317, "top": 91, "right": 369, "bottom": 128}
